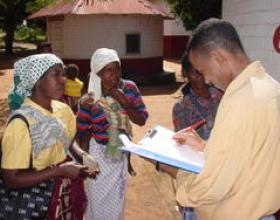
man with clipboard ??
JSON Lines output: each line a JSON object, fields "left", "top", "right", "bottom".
{"left": 147, "top": 19, "right": 280, "bottom": 220}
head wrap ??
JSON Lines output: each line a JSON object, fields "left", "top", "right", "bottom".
{"left": 8, "top": 53, "right": 63, "bottom": 110}
{"left": 88, "top": 48, "right": 120, "bottom": 101}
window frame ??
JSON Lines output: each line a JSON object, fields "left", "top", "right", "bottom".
{"left": 125, "top": 32, "right": 141, "bottom": 55}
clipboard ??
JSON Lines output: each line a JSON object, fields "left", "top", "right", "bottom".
{"left": 119, "top": 125, "right": 204, "bottom": 173}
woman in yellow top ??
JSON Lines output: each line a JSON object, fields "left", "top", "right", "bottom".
{"left": 0, "top": 54, "right": 96, "bottom": 219}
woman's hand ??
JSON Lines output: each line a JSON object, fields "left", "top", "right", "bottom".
{"left": 82, "top": 153, "right": 100, "bottom": 179}
{"left": 173, "top": 128, "right": 206, "bottom": 151}
{"left": 79, "top": 92, "right": 95, "bottom": 106}
{"left": 57, "top": 161, "right": 88, "bottom": 179}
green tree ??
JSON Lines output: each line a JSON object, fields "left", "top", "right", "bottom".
{"left": 0, "top": 0, "right": 54, "bottom": 55}
{"left": 26, "top": 0, "right": 55, "bottom": 14}
{"left": 164, "top": 0, "right": 222, "bottom": 30}
{"left": 0, "top": 0, "right": 28, "bottom": 55}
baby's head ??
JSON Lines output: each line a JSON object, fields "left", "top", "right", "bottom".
{"left": 65, "top": 64, "right": 79, "bottom": 79}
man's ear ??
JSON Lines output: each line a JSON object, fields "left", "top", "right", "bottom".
{"left": 209, "top": 49, "right": 227, "bottom": 67}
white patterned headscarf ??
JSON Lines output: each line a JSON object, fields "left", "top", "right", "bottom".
{"left": 8, "top": 53, "right": 63, "bottom": 110}
{"left": 88, "top": 48, "right": 120, "bottom": 101}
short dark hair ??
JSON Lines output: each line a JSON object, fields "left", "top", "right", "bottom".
{"left": 65, "top": 64, "right": 79, "bottom": 78}
{"left": 37, "top": 42, "right": 52, "bottom": 52}
{"left": 187, "top": 18, "right": 244, "bottom": 54}
{"left": 181, "top": 51, "right": 193, "bottom": 72}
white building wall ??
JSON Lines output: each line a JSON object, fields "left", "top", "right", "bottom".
{"left": 47, "top": 20, "right": 64, "bottom": 57}
{"left": 150, "top": 0, "right": 191, "bottom": 36}
{"left": 49, "top": 15, "right": 163, "bottom": 59}
{"left": 164, "top": 19, "right": 192, "bottom": 36}
{"left": 223, "top": 0, "right": 280, "bottom": 81}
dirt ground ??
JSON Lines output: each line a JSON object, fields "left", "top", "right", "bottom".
{"left": 0, "top": 50, "right": 184, "bottom": 220}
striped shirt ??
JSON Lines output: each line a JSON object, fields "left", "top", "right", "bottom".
{"left": 76, "top": 80, "right": 148, "bottom": 145}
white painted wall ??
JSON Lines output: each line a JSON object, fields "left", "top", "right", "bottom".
{"left": 164, "top": 19, "right": 192, "bottom": 36}
{"left": 150, "top": 0, "right": 191, "bottom": 36}
{"left": 48, "top": 14, "right": 163, "bottom": 59}
{"left": 47, "top": 20, "right": 64, "bottom": 57}
{"left": 223, "top": 0, "right": 280, "bottom": 81}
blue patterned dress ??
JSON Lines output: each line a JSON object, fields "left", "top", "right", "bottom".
{"left": 172, "top": 84, "right": 223, "bottom": 137}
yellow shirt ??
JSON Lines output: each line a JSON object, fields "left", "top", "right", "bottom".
{"left": 176, "top": 61, "right": 280, "bottom": 220}
{"left": 64, "top": 78, "right": 84, "bottom": 97}
{"left": 1, "top": 98, "right": 76, "bottom": 170}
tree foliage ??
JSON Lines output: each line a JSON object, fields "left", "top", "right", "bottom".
{"left": 0, "top": 0, "right": 30, "bottom": 54}
{"left": 26, "top": 0, "right": 55, "bottom": 14}
{"left": 164, "top": 0, "right": 222, "bottom": 30}
{"left": 0, "top": 0, "right": 54, "bottom": 54}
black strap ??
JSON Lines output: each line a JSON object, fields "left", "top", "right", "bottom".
{"left": 7, "top": 114, "right": 29, "bottom": 128}
{"left": 1, "top": 114, "right": 32, "bottom": 168}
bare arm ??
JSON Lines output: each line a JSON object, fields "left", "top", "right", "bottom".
{"left": 1, "top": 161, "right": 87, "bottom": 189}
{"left": 173, "top": 128, "right": 206, "bottom": 151}
{"left": 70, "top": 139, "right": 90, "bottom": 163}
{"left": 158, "top": 163, "right": 178, "bottom": 178}
{"left": 75, "top": 131, "right": 91, "bottom": 153}
{"left": 143, "top": 158, "right": 178, "bottom": 178}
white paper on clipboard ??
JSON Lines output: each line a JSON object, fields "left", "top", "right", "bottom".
{"left": 119, "top": 125, "right": 205, "bottom": 173}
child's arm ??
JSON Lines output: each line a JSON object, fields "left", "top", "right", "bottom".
{"left": 76, "top": 98, "right": 94, "bottom": 152}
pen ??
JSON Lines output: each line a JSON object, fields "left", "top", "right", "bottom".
{"left": 188, "top": 119, "right": 206, "bottom": 130}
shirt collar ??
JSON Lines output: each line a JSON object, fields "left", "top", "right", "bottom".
{"left": 223, "top": 61, "right": 266, "bottom": 98}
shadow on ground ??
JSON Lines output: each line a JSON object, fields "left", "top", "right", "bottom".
{"left": 0, "top": 50, "right": 36, "bottom": 69}
{"left": 140, "top": 82, "right": 183, "bottom": 96}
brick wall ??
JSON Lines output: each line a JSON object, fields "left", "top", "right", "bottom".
{"left": 223, "top": 0, "right": 280, "bottom": 81}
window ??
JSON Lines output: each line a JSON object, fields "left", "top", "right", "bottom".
{"left": 126, "top": 33, "right": 141, "bottom": 54}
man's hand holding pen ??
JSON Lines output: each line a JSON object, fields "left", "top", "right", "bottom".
{"left": 172, "top": 119, "right": 207, "bottom": 151}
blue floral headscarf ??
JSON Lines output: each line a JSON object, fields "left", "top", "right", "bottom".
{"left": 8, "top": 54, "right": 63, "bottom": 110}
